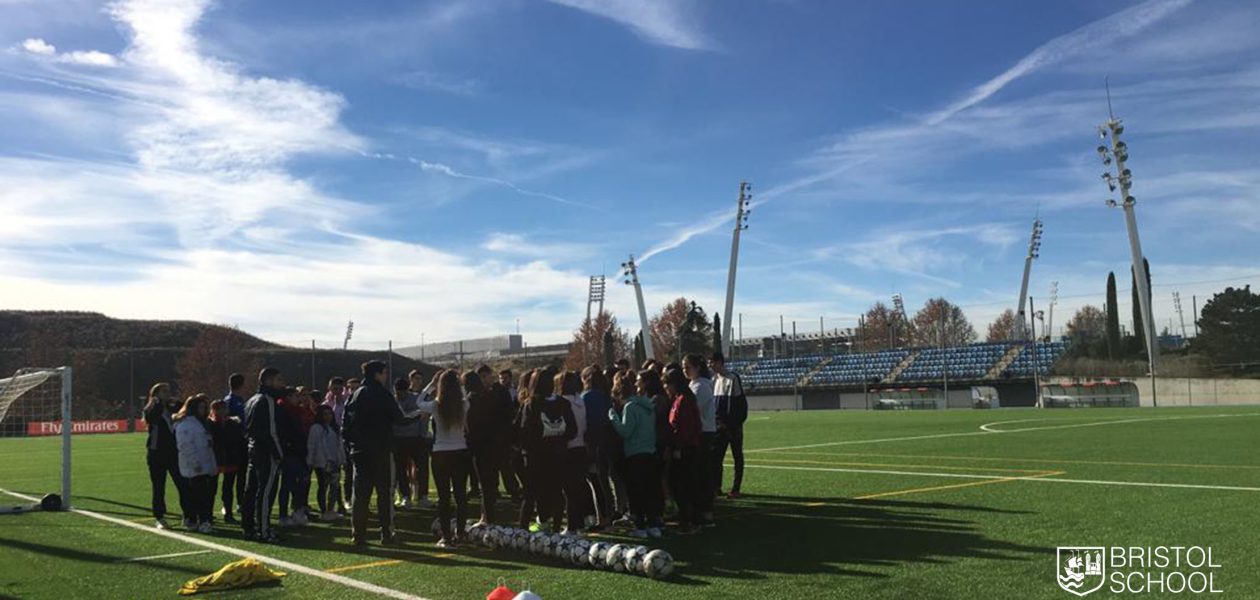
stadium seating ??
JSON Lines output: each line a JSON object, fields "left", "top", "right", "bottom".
{"left": 731, "top": 340, "right": 1068, "bottom": 390}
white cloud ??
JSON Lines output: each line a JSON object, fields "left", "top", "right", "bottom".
{"left": 21, "top": 37, "right": 55, "bottom": 55}
{"left": 925, "top": 0, "right": 1191, "bottom": 125}
{"left": 391, "top": 70, "right": 482, "bottom": 96}
{"left": 546, "top": 0, "right": 712, "bottom": 50}
{"left": 58, "top": 49, "right": 119, "bottom": 67}
{"left": 18, "top": 36, "right": 119, "bottom": 67}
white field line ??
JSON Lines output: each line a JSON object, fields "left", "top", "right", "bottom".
{"left": 978, "top": 413, "right": 1256, "bottom": 433}
{"left": 748, "top": 412, "right": 1260, "bottom": 453}
{"left": 117, "top": 549, "right": 212, "bottom": 563}
{"left": 0, "top": 488, "right": 433, "bottom": 600}
{"left": 738, "top": 463, "right": 1260, "bottom": 493}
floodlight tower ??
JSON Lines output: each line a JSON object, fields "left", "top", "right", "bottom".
{"left": 586, "top": 275, "right": 606, "bottom": 323}
{"left": 1014, "top": 219, "right": 1043, "bottom": 340}
{"left": 891, "top": 293, "right": 907, "bottom": 347}
{"left": 1173, "top": 292, "right": 1187, "bottom": 340}
{"left": 1098, "top": 106, "right": 1159, "bottom": 396}
{"left": 622, "top": 256, "right": 655, "bottom": 361}
{"left": 342, "top": 320, "right": 354, "bottom": 350}
{"left": 721, "top": 181, "right": 752, "bottom": 357}
{"left": 1046, "top": 281, "right": 1059, "bottom": 341}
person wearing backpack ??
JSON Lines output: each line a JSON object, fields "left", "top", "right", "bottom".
{"left": 513, "top": 366, "right": 575, "bottom": 532}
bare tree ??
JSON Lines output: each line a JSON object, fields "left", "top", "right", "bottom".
{"left": 564, "top": 311, "right": 631, "bottom": 370}
{"left": 176, "top": 326, "right": 261, "bottom": 399}
{"left": 857, "top": 301, "right": 912, "bottom": 351}
{"left": 986, "top": 309, "right": 1019, "bottom": 342}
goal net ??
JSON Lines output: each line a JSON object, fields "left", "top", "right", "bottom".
{"left": 0, "top": 367, "right": 72, "bottom": 508}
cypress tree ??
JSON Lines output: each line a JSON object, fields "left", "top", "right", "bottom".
{"left": 1106, "top": 272, "right": 1120, "bottom": 359}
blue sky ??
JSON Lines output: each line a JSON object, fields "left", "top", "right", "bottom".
{"left": 2, "top": 0, "right": 1258, "bottom": 347}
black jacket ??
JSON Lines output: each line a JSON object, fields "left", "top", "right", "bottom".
{"left": 716, "top": 372, "right": 749, "bottom": 430}
{"left": 210, "top": 417, "right": 247, "bottom": 468}
{"left": 243, "top": 389, "right": 284, "bottom": 459}
{"left": 144, "top": 402, "right": 177, "bottom": 466}
{"left": 343, "top": 378, "right": 413, "bottom": 456}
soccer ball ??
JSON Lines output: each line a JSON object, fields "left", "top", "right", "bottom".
{"left": 623, "top": 545, "right": 649, "bottom": 575}
{"left": 642, "top": 549, "right": 675, "bottom": 579}
{"left": 588, "top": 542, "right": 610, "bottom": 568}
{"left": 512, "top": 528, "right": 531, "bottom": 551}
{"left": 570, "top": 538, "right": 592, "bottom": 566}
{"left": 605, "top": 544, "right": 629, "bottom": 572}
{"left": 552, "top": 535, "right": 574, "bottom": 560}
{"left": 467, "top": 523, "right": 487, "bottom": 546}
{"left": 529, "top": 531, "right": 550, "bottom": 555}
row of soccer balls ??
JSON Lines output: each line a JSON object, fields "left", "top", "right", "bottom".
{"left": 439, "top": 520, "right": 675, "bottom": 578}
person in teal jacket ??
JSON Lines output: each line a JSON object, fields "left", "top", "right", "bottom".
{"left": 608, "top": 369, "right": 662, "bottom": 538}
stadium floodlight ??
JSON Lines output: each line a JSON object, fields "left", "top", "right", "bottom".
{"left": 1013, "top": 218, "right": 1043, "bottom": 340}
{"left": 1098, "top": 104, "right": 1158, "bottom": 405}
{"left": 721, "top": 181, "right": 752, "bottom": 356}
{"left": 622, "top": 255, "right": 655, "bottom": 361}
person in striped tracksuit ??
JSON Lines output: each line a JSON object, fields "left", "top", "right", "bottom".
{"left": 240, "top": 367, "right": 287, "bottom": 543}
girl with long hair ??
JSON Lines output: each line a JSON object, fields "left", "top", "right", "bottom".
{"left": 464, "top": 369, "right": 500, "bottom": 525}
{"left": 174, "top": 394, "right": 217, "bottom": 532}
{"left": 144, "top": 382, "right": 191, "bottom": 530}
{"left": 557, "top": 370, "right": 590, "bottom": 534}
{"left": 513, "top": 366, "right": 575, "bottom": 532}
{"left": 208, "top": 398, "right": 246, "bottom": 525}
{"left": 581, "top": 366, "right": 619, "bottom": 530}
{"left": 665, "top": 367, "right": 702, "bottom": 535}
{"left": 425, "top": 370, "right": 471, "bottom": 547}
{"left": 609, "top": 369, "right": 662, "bottom": 538}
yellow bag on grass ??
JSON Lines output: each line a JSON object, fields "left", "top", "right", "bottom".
{"left": 178, "top": 557, "right": 286, "bottom": 595}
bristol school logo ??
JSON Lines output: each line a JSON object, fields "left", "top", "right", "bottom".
{"left": 1057, "top": 547, "right": 1105, "bottom": 597}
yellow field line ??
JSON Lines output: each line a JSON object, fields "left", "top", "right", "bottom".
{"left": 854, "top": 471, "right": 1066, "bottom": 500}
{"left": 743, "top": 457, "right": 1052, "bottom": 474}
{"left": 769, "top": 450, "right": 1260, "bottom": 471}
{"left": 324, "top": 559, "right": 403, "bottom": 574}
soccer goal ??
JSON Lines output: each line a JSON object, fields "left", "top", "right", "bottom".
{"left": 0, "top": 367, "right": 72, "bottom": 511}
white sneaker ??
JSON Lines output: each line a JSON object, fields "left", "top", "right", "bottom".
{"left": 155, "top": 518, "right": 170, "bottom": 530}
{"left": 197, "top": 521, "right": 213, "bottom": 534}
{"left": 397, "top": 498, "right": 411, "bottom": 509}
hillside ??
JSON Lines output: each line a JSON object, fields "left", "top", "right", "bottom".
{"left": 0, "top": 311, "right": 437, "bottom": 421}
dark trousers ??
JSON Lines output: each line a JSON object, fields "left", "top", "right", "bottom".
{"left": 185, "top": 475, "right": 214, "bottom": 524}
{"left": 697, "top": 432, "right": 717, "bottom": 515}
{"left": 501, "top": 445, "right": 523, "bottom": 499}
{"left": 351, "top": 451, "right": 395, "bottom": 541}
{"left": 341, "top": 443, "right": 354, "bottom": 508}
{"left": 315, "top": 467, "right": 342, "bottom": 514}
{"left": 588, "top": 444, "right": 617, "bottom": 524}
{"left": 392, "top": 436, "right": 427, "bottom": 502}
{"left": 214, "top": 469, "right": 244, "bottom": 517}
{"left": 241, "top": 453, "right": 279, "bottom": 537}
{"left": 471, "top": 445, "right": 500, "bottom": 522}
{"left": 715, "top": 428, "right": 745, "bottom": 493}
{"left": 564, "top": 446, "right": 591, "bottom": 530}
{"left": 625, "top": 453, "right": 663, "bottom": 529}
{"left": 431, "top": 449, "right": 470, "bottom": 539}
{"left": 147, "top": 454, "right": 190, "bottom": 521}
{"left": 277, "top": 457, "right": 309, "bottom": 518}
{"left": 668, "top": 446, "right": 701, "bottom": 528}
{"left": 518, "top": 448, "right": 564, "bottom": 529}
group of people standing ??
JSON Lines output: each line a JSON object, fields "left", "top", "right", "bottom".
{"left": 141, "top": 351, "right": 748, "bottom": 549}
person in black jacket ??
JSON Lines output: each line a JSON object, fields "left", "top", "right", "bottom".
{"left": 342, "top": 360, "right": 421, "bottom": 546}
{"left": 471, "top": 364, "right": 512, "bottom": 524}
{"left": 208, "top": 399, "right": 247, "bottom": 524}
{"left": 514, "top": 366, "right": 576, "bottom": 532}
{"left": 144, "top": 382, "right": 190, "bottom": 530}
{"left": 710, "top": 352, "right": 749, "bottom": 498}
{"left": 240, "top": 367, "right": 286, "bottom": 543}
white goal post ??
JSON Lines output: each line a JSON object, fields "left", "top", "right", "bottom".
{"left": 0, "top": 367, "right": 72, "bottom": 509}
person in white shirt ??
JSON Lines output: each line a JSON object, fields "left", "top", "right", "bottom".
{"left": 174, "top": 394, "right": 218, "bottom": 533}
{"left": 416, "top": 370, "right": 470, "bottom": 548}
{"left": 558, "top": 370, "right": 590, "bottom": 534}
{"left": 683, "top": 354, "right": 717, "bottom": 527}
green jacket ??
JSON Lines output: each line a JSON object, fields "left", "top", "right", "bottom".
{"left": 609, "top": 395, "right": 657, "bottom": 457}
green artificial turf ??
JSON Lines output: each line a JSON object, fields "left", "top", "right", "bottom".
{"left": 2, "top": 406, "right": 1258, "bottom": 599}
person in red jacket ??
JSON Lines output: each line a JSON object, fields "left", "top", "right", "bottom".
{"left": 664, "top": 366, "right": 702, "bottom": 535}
